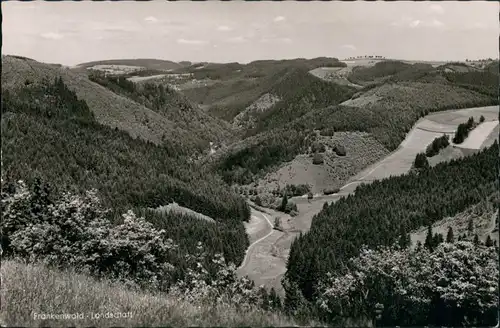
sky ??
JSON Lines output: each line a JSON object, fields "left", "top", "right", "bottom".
{"left": 2, "top": 1, "right": 499, "bottom": 66}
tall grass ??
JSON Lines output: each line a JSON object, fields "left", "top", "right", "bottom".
{"left": 0, "top": 260, "right": 302, "bottom": 327}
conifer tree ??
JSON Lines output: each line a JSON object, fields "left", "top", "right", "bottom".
{"left": 485, "top": 235, "right": 493, "bottom": 247}
{"left": 473, "top": 234, "right": 480, "bottom": 245}
{"left": 446, "top": 226, "right": 454, "bottom": 243}
{"left": 280, "top": 193, "right": 289, "bottom": 212}
{"left": 467, "top": 218, "right": 474, "bottom": 235}
{"left": 424, "top": 225, "right": 434, "bottom": 251}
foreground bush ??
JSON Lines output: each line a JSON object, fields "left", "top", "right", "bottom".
{"left": 1, "top": 179, "right": 179, "bottom": 291}
{"left": 316, "top": 242, "right": 498, "bottom": 327}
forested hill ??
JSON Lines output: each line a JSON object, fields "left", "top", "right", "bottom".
{"left": 87, "top": 70, "right": 235, "bottom": 149}
{"left": 284, "top": 141, "right": 498, "bottom": 308}
{"left": 1, "top": 75, "right": 250, "bottom": 269}
{"left": 1, "top": 55, "right": 209, "bottom": 152}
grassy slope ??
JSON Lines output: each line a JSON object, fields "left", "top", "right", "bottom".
{"left": 1, "top": 260, "right": 302, "bottom": 327}
{"left": 1, "top": 56, "right": 202, "bottom": 149}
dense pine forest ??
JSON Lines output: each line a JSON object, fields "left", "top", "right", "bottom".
{"left": 1, "top": 77, "right": 250, "bottom": 269}
{"left": 283, "top": 142, "right": 498, "bottom": 322}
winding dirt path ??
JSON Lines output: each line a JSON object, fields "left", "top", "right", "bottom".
{"left": 237, "top": 211, "right": 273, "bottom": 271}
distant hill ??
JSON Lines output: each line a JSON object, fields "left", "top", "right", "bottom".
{"left": 77, "top": 58, "right": 186, "bottom": 71}
{"left": 1, "top": 55, "right": 217, "bottom": 151}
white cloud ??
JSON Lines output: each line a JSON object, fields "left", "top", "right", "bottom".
{"left": 428, "top": 4, "right": 445, "bottom": 14}
{"left": 40, "top": 32, "right": 64, "bottom": 40}
{"left": 340, "top": 44, "right": 356, "bottom": 50}
{"left": 390, "top": 16, "right": 413, "bottom": 27}
{"left": 226, "top": 36, "right": 247, "bottom": 43}
{"left": 273, "top": 16, "right": 286, "bottom": 23}
{"left": 428, "top": 19, "right": 444, "bottom": 28}
{"left": 144, "top": 16, "right": 158, "bottom": 23}
{"left": 217, "top": 25, "right": 232, "bottom": 32}
{"left": 409, "top": 20, "right": 421, "bottom": 28}
{"left": 466, "top": 22, "right": 488, "bottom": 30}
{"left": 261, "top": 37, "right": 292, "bottom": 44}
{"left": 177, "top": 38, "right": 209, "bottom": 45}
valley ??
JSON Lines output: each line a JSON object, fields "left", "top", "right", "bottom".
{"left": 1, "top": 30, "right": 498, "bottom": 328}
{"left": 237, "top": 104, "right": 499, "bottom": 295}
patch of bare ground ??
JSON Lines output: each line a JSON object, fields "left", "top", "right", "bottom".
{"left": 411, "top": 193, "right": 499, "bottom": 248}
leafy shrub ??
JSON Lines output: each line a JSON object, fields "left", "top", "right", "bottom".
{"left": 413, "top": 153, "right": 429, "bottom": 169}
{"left": 333, "top": 145, "right": 347, "bottom": 156}
{"left": 323, "top": 188, "right": 340, "bottom": 195}
{"left": 319, "top": 128, "right": 335, "bottom": 137}
{"left": 311, "top": 142, "right": 326, "bottom": 153}
{"left": 2, "top": 179, "right": 179, "bottom": 291}
{"left": 285, "top": 201, "right": 298, "bottom": 214}
{"left": 312, "top": 153, "right": 324, "bottom": 165}
{"left": 425, "top": 134, "right": 450, "bottom": 157}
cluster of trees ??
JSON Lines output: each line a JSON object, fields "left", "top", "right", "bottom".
{"left": 453, "top": 116, "right": 479, "bottom": 144}
{"left": 283, "top": 142, "right": 498, "bottom": 317}
{"left": 425, "top": 134, "right": 450, "bottom": 157}
{"left": 413, "top": 153, "right": 429, "bottom": 170}
{"left": 282, "top": 184, "right": 311, "bottom": 197}
{"left": 1, "top": 77, "right": 250, "bottom": 267}
{"left": 218, "top": 127, "right": 312, "bottom": 185}
{"left": 315, "top": 241, "right": 498, "bottom": 327}
{"left": 348, "top": 61, "right": 416, "bottom": 83}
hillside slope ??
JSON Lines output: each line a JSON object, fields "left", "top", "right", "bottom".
{"left": 87, "top": 71, "right": 235, "bottom": 149}
{"left": 1, "top": 56, "right": 204, "bottom": 151}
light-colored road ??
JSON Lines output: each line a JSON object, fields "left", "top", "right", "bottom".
{"left": 237, "top": 211, "right": 273, "bottom": 271}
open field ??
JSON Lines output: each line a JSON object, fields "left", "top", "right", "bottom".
{"left": 238, "top": 105, "right": 499, "bottom": 292}
{"left": 127, "top": 74, "right": 167, "bottom": 83}
{"left": 455, "top": 121, "right": 499, "bottom": 150}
